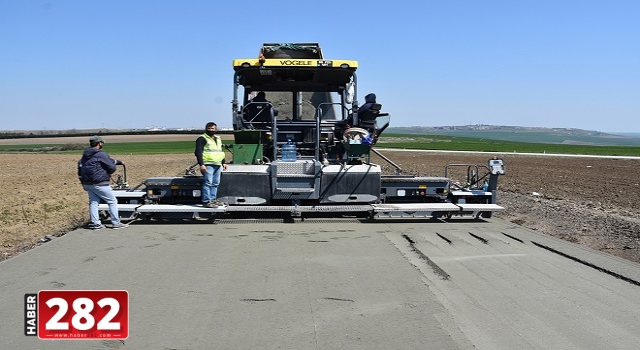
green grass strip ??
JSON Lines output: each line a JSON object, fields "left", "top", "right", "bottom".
{"left": 379, "top": 133, "right": 640, "bottom": 157}
{"left": 1, "top": 135, "right": 639, "bottom": 157}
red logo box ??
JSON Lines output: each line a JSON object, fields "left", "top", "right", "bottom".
{"left": 37, "top": 290, "right": 129, "bottom": 339}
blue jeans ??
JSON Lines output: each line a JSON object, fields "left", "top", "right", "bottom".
{"left": 83, "top": 184, "right": 121, "bottom": 225}
{"left": 202, "top": 165, "right": 222, "bottom": 203}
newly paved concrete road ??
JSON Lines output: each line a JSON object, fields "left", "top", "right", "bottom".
{"left": 2, "top": 218, "right": 639, "bottom": 349}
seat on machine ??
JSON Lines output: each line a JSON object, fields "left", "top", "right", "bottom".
{"left": 358, "top": 103, "right": 382, "bottom": 132}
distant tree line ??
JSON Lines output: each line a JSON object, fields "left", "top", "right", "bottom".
{"left": 0, "top": 129, "right": 233, "bottom": 140}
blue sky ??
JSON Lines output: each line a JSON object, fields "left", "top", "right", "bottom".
{"left": 1, "top": 1, "right": 638, "bottom": 133}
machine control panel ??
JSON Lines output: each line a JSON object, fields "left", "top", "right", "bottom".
{"left": 489, "top": 158, "right": 505, "bottom": 175}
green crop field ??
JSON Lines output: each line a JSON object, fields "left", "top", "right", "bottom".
{"left": 378, "top": 133, "right": 640, "bottom": 157}
{"left": 1, "top": 134, "right": 639, "bottom": 157}
{"left": 94, "top": 141, "right": 201, "bottom": 155}
{"left": 386, "top": 126, "right": 640, "bottom": 147}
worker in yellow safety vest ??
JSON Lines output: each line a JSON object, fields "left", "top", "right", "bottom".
{"left": 194, "top": 122, "right": 228, "bottom": 208}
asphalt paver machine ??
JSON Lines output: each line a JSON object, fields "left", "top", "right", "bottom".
{"left": 103, "top": 43, "right": 505, "bottom": 220}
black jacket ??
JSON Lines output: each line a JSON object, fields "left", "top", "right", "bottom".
{"left": 78, "top": 147, "right": 119, "bottom": 185}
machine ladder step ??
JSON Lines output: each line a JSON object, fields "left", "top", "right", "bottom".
{"left": 275, "top": 188, "right": 315, "bottom": 193}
